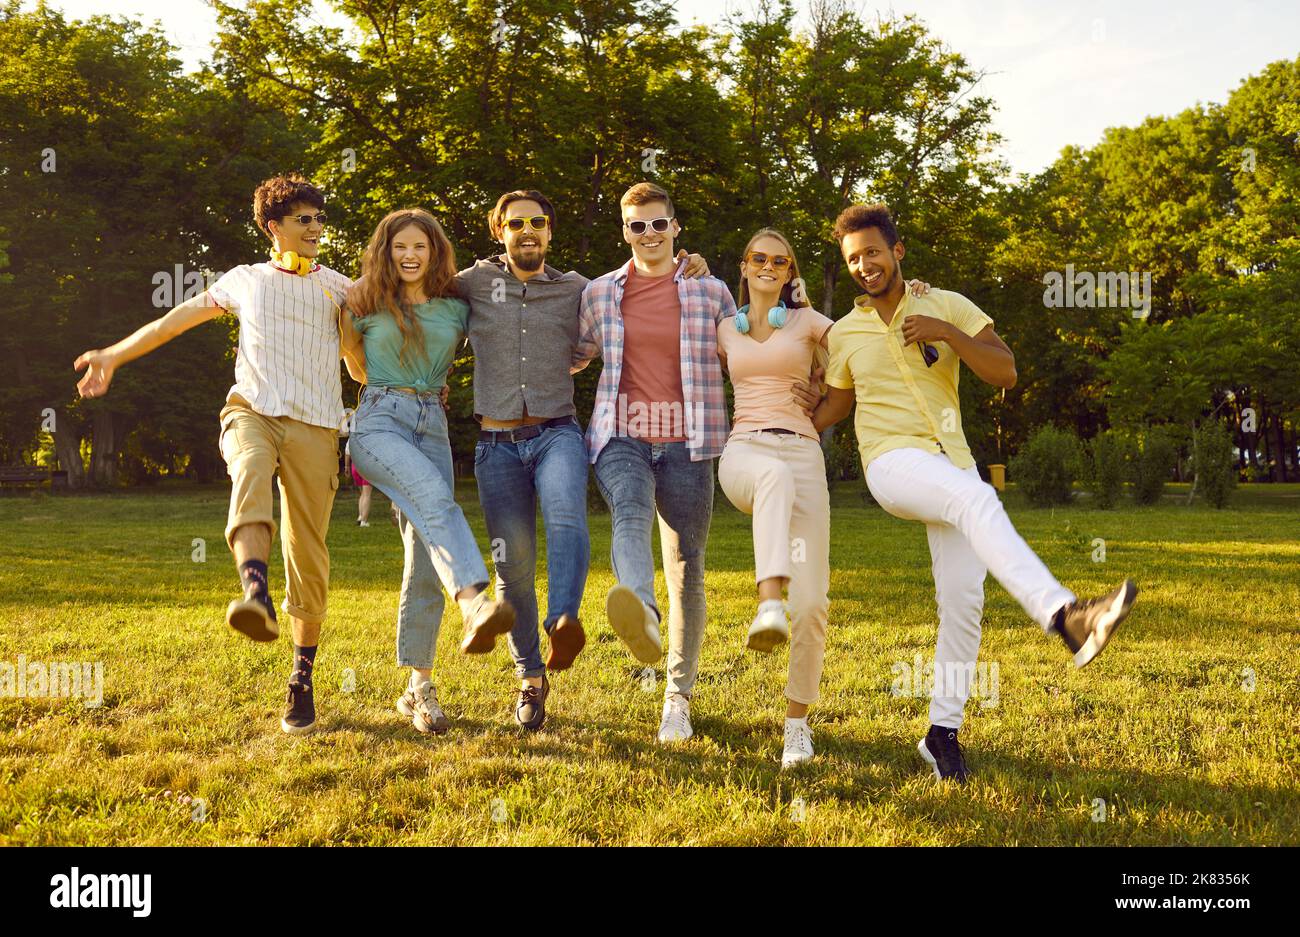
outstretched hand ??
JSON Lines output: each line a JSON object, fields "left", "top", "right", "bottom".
{"left": 74, "top": 350, "right": 117, "bottom": 398}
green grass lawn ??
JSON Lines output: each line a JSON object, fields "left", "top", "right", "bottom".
{"left": 1, "top": 478, "right": 1296, "bottom": 845}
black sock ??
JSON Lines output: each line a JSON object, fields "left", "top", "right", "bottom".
{"left": 291, "top": 645, "right": 317, "bottom": 689}
{"left": 238, "top": 560, "right": 269, "bottom": 598}
{"left": 238, "top": 560, "right": 276, "bottom": 620}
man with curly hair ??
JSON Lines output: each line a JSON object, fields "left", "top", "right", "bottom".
{"left": 74, "top": 174, "right": 362, "bottom": 736}
{"left": 798, "top": 202, "right": 1138, "bottom": 784}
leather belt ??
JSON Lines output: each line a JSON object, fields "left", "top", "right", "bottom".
{"left": 479, "top": 416, "right": 574, "bottom": 443}
{"left": 369, "top": 385, "right": 439, "bottom": 398}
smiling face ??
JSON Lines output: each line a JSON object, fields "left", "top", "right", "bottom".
{"left": 840, "top": 226, "right": 904, "bottom": 297}
{"left": 741, "top": 234, "right": 794, "bottom": 301}
{"left": 622, "top": 199, "right": 679, "bottom": 269}
{"left": 389, "top": 222, "right": 430, "bottom": 286}
{"left": 270, "top": 200, "right": 325, "bottom": 258}
{"left": 500, "top": 198, "right": 550, "bottom": 272}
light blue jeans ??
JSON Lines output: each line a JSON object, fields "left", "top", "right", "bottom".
{"left": 594, "top": 438, "right": 714, "bottom": 697}
{"left": 350, "top": 385, "right": 490, "bottom": 668}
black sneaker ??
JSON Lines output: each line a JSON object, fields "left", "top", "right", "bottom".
{"left": 918, "top": 725, "right": 969, "bottom": 784}
{"left": 226, "top": 583, "right": 279, "bottom": 642}
{"left": 281, "top": 679, "right": 316, "bottom": 735}
{"left": 1053, "top": 579, "right": 1138, "bottom": 668}
{"left": 514, "top": 675, "right": 549, "bottom": 732}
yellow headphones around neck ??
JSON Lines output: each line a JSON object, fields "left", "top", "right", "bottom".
{"left": 270, "top": 248, "right": 314, "bottom": 276}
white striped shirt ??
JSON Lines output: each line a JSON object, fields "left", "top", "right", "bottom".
{"left": 207, "top": 262, "right": 353, "bottom": 430}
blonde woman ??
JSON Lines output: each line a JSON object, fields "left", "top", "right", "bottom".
{"left": 718, "top": 229, "right": 928, "bottom": 768}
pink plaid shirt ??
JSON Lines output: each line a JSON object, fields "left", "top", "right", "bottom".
{"left": 575, "top": 258, "right": 737, "bottom": 463}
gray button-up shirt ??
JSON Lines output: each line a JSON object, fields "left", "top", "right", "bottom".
{"left": 457, "top": 256, "right": 589, "bottom": 422}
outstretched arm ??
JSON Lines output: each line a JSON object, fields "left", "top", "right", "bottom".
{"left": 74, "top": 293, "right": 226, "bottom": 398}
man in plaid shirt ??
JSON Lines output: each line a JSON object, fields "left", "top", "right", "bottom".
{"left": 574, "top": 182, "right": 737, "bottom": 745}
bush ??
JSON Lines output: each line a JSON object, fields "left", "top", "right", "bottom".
{"left": 1086, "top": 430, "right": 1131, "bottom": 509}
{"left": 1009, "top": 426, "right": 1081, "bottom": 506}
{"left": 1194, "top": 420, "right": 1238, "bottom": 508}
{"left": 823, "top": 426, "right": 862, "bottom": 482}
{"left": 1133, "top": 428, "right": 1177, "bottom": 505}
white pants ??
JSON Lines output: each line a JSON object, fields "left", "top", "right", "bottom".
{"left": 718, "top": 432, "right": 831, "bottom": 705}
{"left": 865, "top": 447, "right": 1075, "bottom": 729}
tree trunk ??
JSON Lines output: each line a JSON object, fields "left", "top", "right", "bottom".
{"left": 1259, "top": 406, "right": 1271, "bottom": 480}
{"left": 577, "top": 145, "right": 606, "bottom": 265}
{"left": 51, "top": 408, "right": 86, "bottom": 489}
{"left": 1275, "top": 412, "right": 1289, "bottom": 483}
{"left": 90, "top": 410, "right": 118, "bottom": 487}
{"left": 821, "top": 257, "right": 838, "bottom": 316}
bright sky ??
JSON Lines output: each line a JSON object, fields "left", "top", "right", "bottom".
{"left": 35, "top": 0, "right": 1300, "bottom": 176}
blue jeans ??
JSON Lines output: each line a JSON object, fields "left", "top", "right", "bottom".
{"left": 350, "top": 386, "right": 490, "bottom": 668}
{"left": 593, "top": 438, "right": 714, "bottom": 697}
{"left": 473, "top": 419, "right": 590, "bottom": 678}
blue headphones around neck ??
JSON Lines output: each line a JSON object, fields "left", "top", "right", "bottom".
{"left": 735, "top": 300, "right": 788, "bottom": 334}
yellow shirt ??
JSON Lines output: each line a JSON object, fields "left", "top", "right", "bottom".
{"left": 825, "top": 288, "right": 993, "bottom": 471}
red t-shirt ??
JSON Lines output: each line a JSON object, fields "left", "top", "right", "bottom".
{"left": 618, "top": 266, "right": 686, "bottom": 442}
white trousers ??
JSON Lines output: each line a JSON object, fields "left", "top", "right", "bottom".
{"left": 865, "top": 447, "right": 1075, "bottom": 728}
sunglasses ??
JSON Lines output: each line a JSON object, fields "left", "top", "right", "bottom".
{"left": 624, "top": 217, "right": 673, "bottom": 235}
{"left": 504, "top": 215, "right": 549, "bottom": 232}
{"left": 745, "top": 252, "right": 792, "bottom": 270}
{"left": 284, "top": 211, "right": 327, "bottom": 226}
{"left": 919, "top": 342, "right": 939, "bottom": 367}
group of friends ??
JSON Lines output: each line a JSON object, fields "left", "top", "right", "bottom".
{"left": 73, "top": 174, "right": 1138, "bottom": 782}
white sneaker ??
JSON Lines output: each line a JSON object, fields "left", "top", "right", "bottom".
{"left": 746, "top": 600, "right": 790, "bottom": 653}
{"left": 357, "top": 520, "right": 370, "bottom": 527}
{"left": 396, "top": 679, "right": 450, "bottom": 735}
{"left": 781, "top": 718, "right": 814, "bottom": 769}
{"left": 658, "top": 693, "right": 693, "bottom": 743}
{"left": 607, "top": 584, "right": 662, "bottom": 663}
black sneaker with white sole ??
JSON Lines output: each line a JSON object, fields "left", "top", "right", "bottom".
{"left": 918, "top": 725, "right": 969, "bottom": 784}
{"left": 281, "top": 679, "right": 316, "bottom": 735}
{"left": 1052, "top": 579, "right": 1138, "bottom": 668}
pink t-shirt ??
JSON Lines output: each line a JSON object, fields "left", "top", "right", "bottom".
{"left": 718, "top": 305, "right": 834, "bottom": 439}
{"left": 618, "top": 265, "right": 686, "bottom": 442}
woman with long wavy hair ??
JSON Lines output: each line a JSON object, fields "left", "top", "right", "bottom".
{"left": 344, "top": 208, "right": 514, "bottom": 735}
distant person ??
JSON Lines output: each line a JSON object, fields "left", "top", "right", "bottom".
{"left": 343, "top": 437, "right": 373, "bottom": 526}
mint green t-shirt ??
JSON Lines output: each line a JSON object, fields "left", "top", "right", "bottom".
{"left": 351, "top": 297, "right": 470, "bottom": 391}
